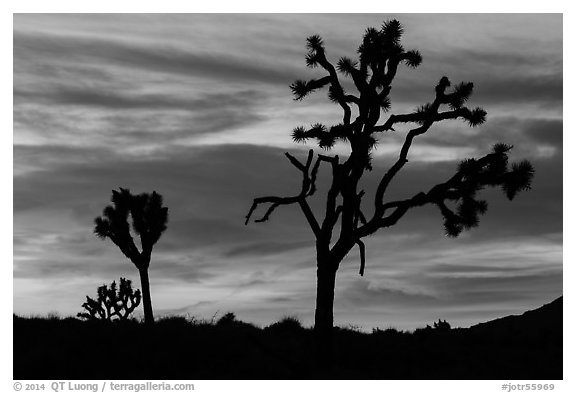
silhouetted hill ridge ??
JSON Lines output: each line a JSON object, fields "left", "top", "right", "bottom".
{"left": 469, "top": 296, "right": 562, "bottom": 335}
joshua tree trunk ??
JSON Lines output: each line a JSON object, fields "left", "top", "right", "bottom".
{"left": 138, "top": 267, "right": 154, "bottom": 324}
{"left": 314, "top": 265, "right": 336, "bottom": 359}
{"left": 314, "top": 245, "right": 340, "bottom": 368}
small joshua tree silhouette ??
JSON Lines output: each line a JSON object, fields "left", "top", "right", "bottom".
{"left": 77, "top": 277, "right": 141, "bottom": 321}
{"left": 433, "top": 319, "right": 451, "bottom": 331}
{"left": 94, "top": 188, "right": 168, "bottom": 324}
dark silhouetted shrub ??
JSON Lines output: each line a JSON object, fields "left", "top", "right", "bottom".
{"left": 216, "top": 312, "right": 237, "bottom": 327}
{"left": 266, "top": 316, "right": 304, "bottom": 333}
{"left": 373, "top": 327, "right": 405, "bottom": 339}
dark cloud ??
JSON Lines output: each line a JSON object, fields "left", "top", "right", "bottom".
{"left": 429, "top": 263, "right": 551, "bottom": 275}
{"left": 429, "top": 271, "right": 562, "bottom": 306}
{"left": 338, "top": 280, "right": 439, "bottom": 308}
{"left": 433, "top": 49, "right": 561, "bottom": 72}
{"left": 223, "top": 240, "right": 313, "bottom": 258}
{"left": 14, "top": 144, "right": 314, "bottom": 259}
{"left": 14, "top": 88, "right": 268, "bottom": 149}
{"left": 14, "top": 254, "right": 132, "bottom": 280}
{"left": 146, "top": 258, "right": 216, "bottom": 284}
{"left": 14, "top": 142, "right": 561, "bottom": 256}
{"left": 13, "top": 144, "right": 128, "bottom": 176}
{"left": 166, "top": 217, "right": 261, "bottom": 250}
{"left": 14, "top": 32, "right": 298, "bottom": 85}
{"left": 14, "top": 231, "right": 215, "bottom": 285}
{"left": 412, "top": 117, "right": 563, "bottom": 154}
{"left": 522, "top": 118, "right": 563, "bottom": 148}
{"left": 389, "top": 49, "right": 562, "bottom": 108}
{"left": 475, "top": 73, "right": 562, "bottom": 106}
{"left": 265, "top": 296, "right": 294, "bottom": 304}
{"left": 14, "top": 87, "right": 265, "bottom": 112}
{"left": 98, "top": 108, "right": 264, "bottom": 143}
{"left": 392, "top": 71, "right": 562, "bottom": 108}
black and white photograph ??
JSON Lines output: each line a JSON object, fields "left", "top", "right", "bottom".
{"left": 11, "top": 11, "right": 563, "bottom": 383}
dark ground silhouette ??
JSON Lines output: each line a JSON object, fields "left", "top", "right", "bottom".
{"left": 14, "top": 297, "right": 561, "bottom": 380}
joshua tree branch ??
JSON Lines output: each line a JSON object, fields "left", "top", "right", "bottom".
{"left": 246, "top": 150, "right": 328, "bottom": 237}
{"left": 357, "top": 146, "right": 529, "bottom": 238}
{"left": 290, "top": 76, "right": 332, "bottom": 100}
{"left": 356, "top": 239, "right": 366, "bottom": 276}
{"left": 285, "top": 151, "right": 307, "bottom": 172}
{"left": 373, "top": 122, "right": 433, "bottom": 212}
{"left": 299, "top": 199, "right": 322, "bottom": 236}
{"left": 372, "top": 112, "right": 425, "bottom": 132}
{"left": 346, "top": 65, "right": 369, "bottom": 93}
{"left": 344, "top": 94, "right": 361, "bottom": 106}
{"left": 353, "top": 190, "right": 367, "bottom": 229}
{"left": 245, "top": 196, "right": 300, "bottom": 223}
{"left": 314, "top": 49, "right": 354, "bottom": 125}
{"left": 381, "top": 55, "right": 401, "bottom": 86}
{"left": 318, "top": 154, "right": 342, "bottom": 235}
{"left": 372, "top": 76, "right": 481, "bottom": 216}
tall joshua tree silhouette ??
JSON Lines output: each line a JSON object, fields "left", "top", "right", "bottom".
{"left": 246, "top": 20, "right": 534, "bottom": 362}
{"left": 94, "top": 188, "right": 168, "bottom": 324}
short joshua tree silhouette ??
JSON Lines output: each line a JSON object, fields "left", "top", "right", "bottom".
{"left": 433, "top": 319, "right": 451, "bottom": 331}
{"left": 77, "top": 277, "right": 141, "bottom": 321}
{"left": 246, "top": 20, "right": 534, "bottom": 364}
{"left": 94, "top": 188, "right": 168, "bottom": 324}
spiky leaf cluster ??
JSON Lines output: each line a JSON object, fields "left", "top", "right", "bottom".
{"left": 358, "top": 21, "right": 405, "bottom": 67}
{"left": 94, "top": 189, "right": 131, "bottom": 240}
{"left": 131, "top": 191, "right": 169, "bottom": 246}
{"left": 336, "top": 57, "right": 359, "bottom": 76}
{"left": 292, "top": 123, "right": 350, "bottom": 150}
{"left": 318, "top": 134, "right": 336, "bottom": 150}
{"left": 462, "top": 107, "right": 487, "bottom": 127}
{"left": 291, "top": 126, "right": 308, "bottom": 143}
{"left": 440, "top": 145, "right": 534, "bottom": 237}
{"left": 447, "top": 82, "right": 474, "bottom": 109}
{"left": 291, "top": 19, "right": 421, "bottom": 91}
{"left": 94, "top": 188, "right": 169, "bottom": 258}
{"left": 361, "top": 151, "right": 374, "bottom": 171}
{"left": 380, "top": 96, "right": 391, "bottom": 112}
{"left": 306, "top": 34, "right": 324, "bottom": 52}
{"left": 77, "top": 277, "right": 141, "bottom": 321}
{"left": 493, "top": 143, "right": 513, "bottom": 154}
{"left": 502, "top": 160, "right": 535, "bottom": 200}
{"left": 328, "top": 85, "right": 345, "bottom": 103}
{"left": 290, "top": 80, "right": 312, "bottom": 100}
{"left": 303, "top": 35, "right": 324, "bottom": 68}
{"left": 415, "top": 103, "right": 434, "bottom": 124}
{"left": 441, "top": 195, "right": 488, "bottom": 237}
{"left": 403, "top": 49, "right": 423, "bottom": 68}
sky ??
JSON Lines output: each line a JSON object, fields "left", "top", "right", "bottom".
{"left": 13, "top": 13, "right": 562, "bottom": 330}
